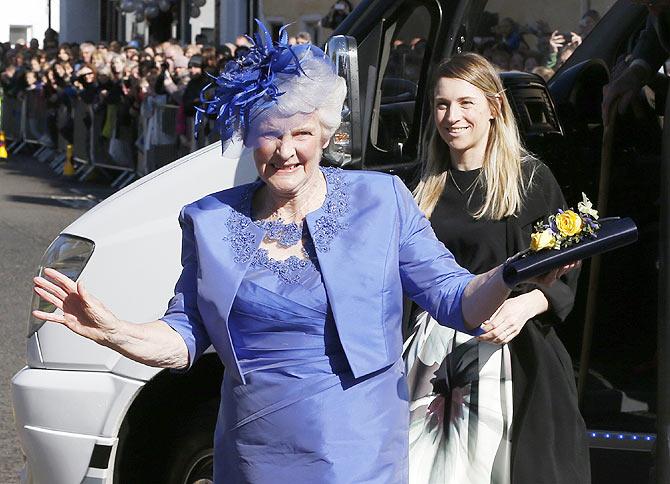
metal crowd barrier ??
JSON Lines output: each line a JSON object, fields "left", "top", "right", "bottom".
{"left": 188, "top": 116, "right": 220, "bottom": 153}
{"left": 56, "top": 104, "right": 70, "bottom": 153}
{"left": 1, "top": 89, "right": 220, "bottom": 189}
{"left": 151, "top": 103, "right": 180, "bottom": 168}
{"left": 46, "top": 104, "right": 72, "bottom": 172}
{"left": 138, "top": 98, "right": 181, "bottom": 176}
{"left": 25, "top": 90, "right": 62, "bottom": 163}
{"left": 23, "top": 90, "right": 49, "bottom": 147}
{"left": 2, "top": 95, "right": 23, "bottom": 146}
{"left": 3, "top": 90, "right": 58, "bottom": 162}
{"left": 89, "top": 104, "right": 136, "bottom": 187}
{"left": 71, "top": 98, "right": 93, "bottom": 178}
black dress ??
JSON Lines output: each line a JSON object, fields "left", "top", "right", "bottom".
{"left": 405, "top": 160, "right": 590, "bottom": 484}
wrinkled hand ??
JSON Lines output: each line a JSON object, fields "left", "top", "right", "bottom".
{"left": 32, "top": 268, "right": 121, "bottom": 345}
{"left": 602, "top": 63, "right": 647, "bottom": 122}
{"left": 477, "top": 292, "right": 544, "bottom": 345}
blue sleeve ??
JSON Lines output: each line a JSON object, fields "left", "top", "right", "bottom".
{"left": 160, "top": 207, "right": 211, "bottom": 370}
{"left": 392, "top": 176, "right": 481, "bottom": 334}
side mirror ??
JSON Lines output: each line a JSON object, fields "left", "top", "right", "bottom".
{"left": 323, "top": 35, "right": 361, "bottom": 167}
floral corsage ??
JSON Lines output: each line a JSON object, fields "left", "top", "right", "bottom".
{"left": 529, "top": 193, "right": 600, "bottom": 252}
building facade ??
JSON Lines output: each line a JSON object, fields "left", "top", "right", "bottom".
{"left": 1, "top": 0, "right": 60, "bottom": 47}
{"left": 2, "top": 0, "right": 617, "bottom": 48}
{"left": 260, "top": 0, "right": 361, "bottom": 46}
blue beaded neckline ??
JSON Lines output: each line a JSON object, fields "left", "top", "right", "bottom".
{"left": 224, "top": 166, "right": 349, "bottom": 284}
{"left": 253, "top": 218, "right": 303, "bottom": 247}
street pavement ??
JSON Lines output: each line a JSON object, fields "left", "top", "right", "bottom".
{"left": 0, "top": 152, "right": 115, "bottom": 483}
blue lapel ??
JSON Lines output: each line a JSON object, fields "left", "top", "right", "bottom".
{"left": 304, "top": 170, "right": 390, "bottom": 378}
{"left": 196, "top": 186, "right": 265, "bottom": 384}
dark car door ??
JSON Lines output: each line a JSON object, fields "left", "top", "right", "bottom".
{"left": 457, "top": 2, "right": 660, "bottom": 482}
{"left": 344, "top": 0, "right": 661, "bottom": 482}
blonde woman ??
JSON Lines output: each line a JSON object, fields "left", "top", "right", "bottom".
{"left": 405, "top": 53, "right": 590, "bottom": 484}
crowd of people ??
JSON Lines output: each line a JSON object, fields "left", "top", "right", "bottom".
{"left": 0, "top": 30, "right": 316, "bottom": 176}
{"left": 0, "top": 9, "right": 600, "bottom": 178}
{"left": 367, "top": 8, "right": 602, "bottom": 114}
{"left": 472, "top": 9, "right": 601, "bottom": 80}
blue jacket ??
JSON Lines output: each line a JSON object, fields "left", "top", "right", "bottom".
{"left": 161, "top": 168, "right": 475, "bottom": 384}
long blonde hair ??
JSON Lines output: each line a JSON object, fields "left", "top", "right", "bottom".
{"left": 414, "top": 53, "right": 534, "bottom": 220}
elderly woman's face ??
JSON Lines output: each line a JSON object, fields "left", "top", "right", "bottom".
{"left": 82, "top": 47, "right": 95, "bottom": 63}
{"left": 250, "top": 111, "right": 328, "bottom": 195}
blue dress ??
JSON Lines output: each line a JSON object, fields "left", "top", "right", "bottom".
{"left": 161, "top": 167, "right": 475, "bottom": 482}
{"left": 216, "top": 254, "right": 409, "bottom": 483}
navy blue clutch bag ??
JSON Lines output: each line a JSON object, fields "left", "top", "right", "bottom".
{"left": 502, "top": 217, "right": 639, "bottom": 287}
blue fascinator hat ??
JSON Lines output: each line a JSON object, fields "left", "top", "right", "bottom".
{"left": 195, "top": 19, "right": 335, "bottom": 149}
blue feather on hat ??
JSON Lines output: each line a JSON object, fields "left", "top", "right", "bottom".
{"left": 195, "top": 19, "right": 325, "bottom": 151}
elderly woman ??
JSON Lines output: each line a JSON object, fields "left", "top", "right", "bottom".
{"left": 405, "top": 53, "right": 589, "bottom": 484}
{"left": 32, "top": 27, "right": 575, "bottom": 483}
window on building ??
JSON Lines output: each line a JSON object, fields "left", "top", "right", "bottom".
{"left": 200, "top": 27, "right": 215, "bottom": 44}
{"left": 264, "top": 17, "right": 285, "bottom": 40}
{"left": 10, "top": 25, "right": 32, "bottom": 46}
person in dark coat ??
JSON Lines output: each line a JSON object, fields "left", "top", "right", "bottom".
{"left": 181, "top": 55, "right": 208, "bottom": 118}
{"left": 405, "top": 53, "right": 589, "bottom": 484}
{"left": 602, "top": 1, "right": 670, "bottom": 120}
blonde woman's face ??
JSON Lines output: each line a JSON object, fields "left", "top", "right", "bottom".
{"left": 112, "top": 56, "right": 125, "bottom": 73}
{"left": 434, "top": 77, "right": 493, "bottom": 156}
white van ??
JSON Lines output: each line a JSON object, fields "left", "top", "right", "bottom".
{"left": 11, "top": 1, "right": 664, "bottom": 482}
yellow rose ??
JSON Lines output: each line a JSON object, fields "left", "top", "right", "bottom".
{"left": 530, "top": 229, "right": 557, "bottom": 251}
{"left": 555, "top": 210, "right": 583, "bottom": 237}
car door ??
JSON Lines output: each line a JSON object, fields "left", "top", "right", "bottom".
{"left": 349, "top": 0, "right": 661, "bottom": 482}
{"left": 455, "top": 2, "right": 660, "bottom": 482}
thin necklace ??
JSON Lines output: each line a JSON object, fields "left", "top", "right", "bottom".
{"left": 252, "top": 178, "right": 326, "bottom": 248}
{"left": 448, "top": 170, "right": 479, "bottom": 194}
{"left": 260, "top": 179, "right": 326, "bottom": 223}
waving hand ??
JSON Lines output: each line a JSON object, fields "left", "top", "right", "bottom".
{"left": 32, "top": 268, "right": 121, "bottom": 345}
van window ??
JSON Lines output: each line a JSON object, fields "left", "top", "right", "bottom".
{"left": 365, "top": 0, "right": 437, "bottom": 168}
{"left": 464, "top": 0, "right": 615, "bottom": 80}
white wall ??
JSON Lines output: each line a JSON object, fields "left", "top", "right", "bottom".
{"left": 190, "top": 0, "right": 215, "bottom": 43}
{"left": 0, "top": 0, "right": 60, "bottom": 46}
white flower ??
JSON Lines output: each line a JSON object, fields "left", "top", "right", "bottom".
{"left": 577, "top": 192, "right": 599, "bottom": 219}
